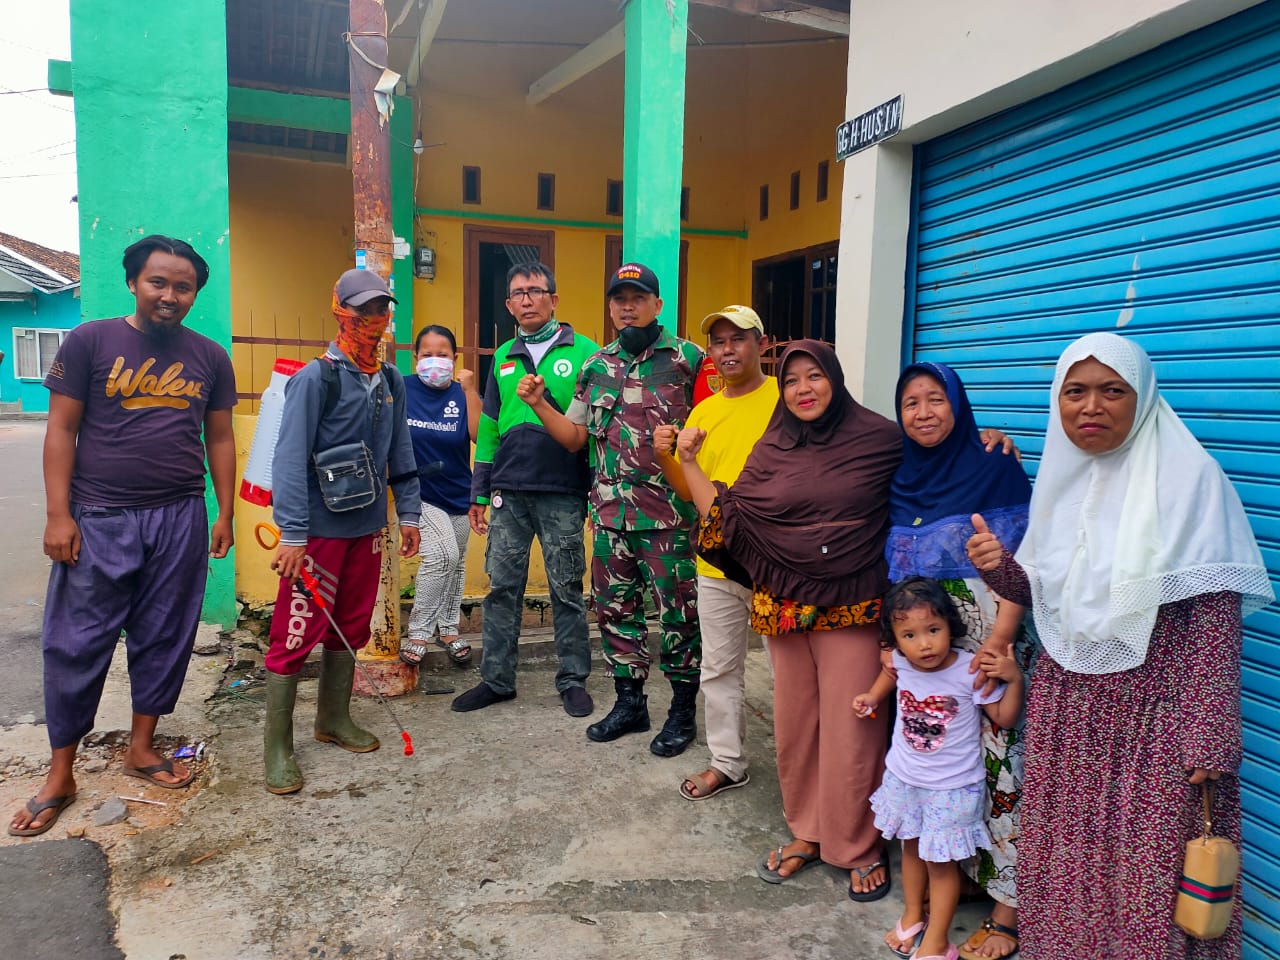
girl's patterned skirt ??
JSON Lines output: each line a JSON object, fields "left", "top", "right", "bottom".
{"left": 871, "top": 770, "right": 992, "bottom": 863}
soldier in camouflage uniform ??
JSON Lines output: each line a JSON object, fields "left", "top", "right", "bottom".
{"left": 516, "top": 262, "right": 704, "bottom": 757}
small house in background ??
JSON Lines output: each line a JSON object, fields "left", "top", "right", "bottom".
{"left": 0, "top": 230, "right": 80, "bottom": 415}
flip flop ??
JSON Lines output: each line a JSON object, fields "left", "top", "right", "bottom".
{"left": 680, "top": 769, "right": 749, "bottom": 801}
{"left": 400, "top": 638, "right": 429, "bottom": 666}
{"left": 848, "top": 859, "right": 892, "bottom": 902}
{"left": 910, "top": 947, "right": 958, "bottom": 960}
{"left": 756, "top": 842, "right": 822, "bottom": 883}
{"left": 887, "top": 918, "right": 927, "bottom": 959}
{"left": 122, "top": 758, "right": 196, "bottom": 789}
{"left": 8, "top": 793, "right": 76, "bottom": 837}
{"left": 434, "top": 636, "right": 473, "bottom": 664}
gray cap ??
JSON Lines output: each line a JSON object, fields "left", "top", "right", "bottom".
{"left": 335, "top": 268, "right": 396, "bottom": 307}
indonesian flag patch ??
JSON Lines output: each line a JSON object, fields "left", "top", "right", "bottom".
{"left": 499, "top": 361, "right": 517, "bottom": 377}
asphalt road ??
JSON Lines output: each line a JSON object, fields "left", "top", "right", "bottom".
{"left": 0, "top": 421, "right": 49, "bottom": 726}
{"left": 0, "top": 419, "right": 121, "bottom": 959}
{"left": 0, "top": 839, "right": 124, "bottom": 960}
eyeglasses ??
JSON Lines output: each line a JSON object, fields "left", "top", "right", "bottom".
{"left": 507, "top": 287, "right": 551, "bottom": 302}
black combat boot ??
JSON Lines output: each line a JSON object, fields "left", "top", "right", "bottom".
{"left": 586, "top": 676, "right": 649, "bottom": 742}
{"left": 649, "top": 678, "right": 699, "bottom": 757}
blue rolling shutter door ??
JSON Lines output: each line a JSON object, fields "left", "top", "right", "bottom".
{"left": 907, "top": 2, "right": 1280, "bottom": 954}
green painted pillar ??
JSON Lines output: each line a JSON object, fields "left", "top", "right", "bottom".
{"left": 622, "top": 0, "right": 687, "bottom": 330}
{"left": 69, "top": 0, "right": 236, "bottom": 627}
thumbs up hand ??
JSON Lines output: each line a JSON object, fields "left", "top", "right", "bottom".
{"left": 966, "top": 513, "right": 1005, "bottom": 572}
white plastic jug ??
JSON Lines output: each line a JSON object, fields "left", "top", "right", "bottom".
{"left": 240, "top": 357, "right": 307, "bottom": 506}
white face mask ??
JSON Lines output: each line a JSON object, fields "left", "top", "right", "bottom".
{"left": 416, "top": 355, "right": 454, "bottom": 388}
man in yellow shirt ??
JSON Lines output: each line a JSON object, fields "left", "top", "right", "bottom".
{"left": 656, "top": 305, "right": 776, "bottom": 800}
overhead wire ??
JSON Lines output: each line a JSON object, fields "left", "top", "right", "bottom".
{"left": 0, "top": 83, "right": 74, "bottom": 113}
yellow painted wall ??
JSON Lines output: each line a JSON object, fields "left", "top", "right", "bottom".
{"left": 685, "top": 236, "right": 745, "bottom": 326}
{"left": 726, "top": 42, "right": 847, "bottom": 264}
{"left": 228, "top": 152, "right": 355, "bottom": 408}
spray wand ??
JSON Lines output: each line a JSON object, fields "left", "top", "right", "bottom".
{"left": 293, "top": 567, "right": 415, "bottom": 757}
{"left": 255, "top": 522, "right": 414, "bottom": 757}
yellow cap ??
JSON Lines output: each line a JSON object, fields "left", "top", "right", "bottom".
{"left": 700, "top": 304, "right": 764, "bottom": 336}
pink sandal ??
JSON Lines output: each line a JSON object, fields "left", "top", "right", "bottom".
{"left": 886, "top": 918, "right": 927, "bottom": 959}
{"left": 909, "top": 946, "right": 958, "bottom": 960}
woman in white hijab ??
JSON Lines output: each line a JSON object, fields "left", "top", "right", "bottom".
{"left": 966, "top": 332, "right": 1272, "bottom": 960}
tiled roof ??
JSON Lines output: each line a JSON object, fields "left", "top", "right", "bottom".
{"left": 0, "top": 230, "right": 80, "bottom": 291}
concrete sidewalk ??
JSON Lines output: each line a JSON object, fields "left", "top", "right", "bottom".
{"left": 1, "top": 638, "right": 993, "bottom": 960}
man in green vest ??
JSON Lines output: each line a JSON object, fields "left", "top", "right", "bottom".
{"left": 452, "top": 263, "right": 599, "bottom": 718}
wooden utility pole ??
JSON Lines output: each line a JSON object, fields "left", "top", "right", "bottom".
{"left": 347, "top": 0, "right": 413, "bottom": 694}
{"left": 349, "top": 0, "right": 394, "bottom": 284}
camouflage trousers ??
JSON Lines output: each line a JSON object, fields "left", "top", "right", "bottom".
{"left": 592, "top": 526, "right": 700, "bottom": 682}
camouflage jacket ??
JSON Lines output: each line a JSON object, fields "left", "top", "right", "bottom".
{"left": 568, "top": 326, "right": 703, "bottom": 531}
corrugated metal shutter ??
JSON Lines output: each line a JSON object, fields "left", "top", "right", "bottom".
{"left": 906, "top": 2, "right": 1280, "bottom": 953}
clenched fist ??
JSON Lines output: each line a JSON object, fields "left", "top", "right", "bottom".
{"left": 676, "top": 426, "right": 707, "bottom": 463}
{"left": 516, "top": 374, "right": 545, "bottom": 407}
{"left": 653, "top": 424, "right": 679, "bottom": 457}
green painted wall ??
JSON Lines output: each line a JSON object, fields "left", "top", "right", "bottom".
{"left": 623, "top": 0, "right": 688, "bottom": 331}
{"left": 69, "top": 0, "right": 237, "bottom": 627}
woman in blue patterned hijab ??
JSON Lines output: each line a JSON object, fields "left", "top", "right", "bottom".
{"left": 884, "top": 360, "right": 1032, "bottom": 960}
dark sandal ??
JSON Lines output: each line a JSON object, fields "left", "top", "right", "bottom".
{"left": 679, "top": 768, "right": 749, "bottom": 801}
{"left": 400, "top": 638, "right": 429, "bottom": 666}
{"left": 756, "top": 842, "right": 822, "bottom": 883}
{"left": 434, "top": 636, "right": 472, "bottom": 664}
{"left": 8, "top": 793, "right": 76, "bottom": 837}
{"left": 848, "top": 859, "right": 892, "bottom": 902}
{"left": 122, "top": 758, "right": 195, "bottom": 789}
{"left": 958, "top": 917, "right": 1020, "bottom": 960}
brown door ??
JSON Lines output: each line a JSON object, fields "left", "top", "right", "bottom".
{"left": 463, "top": 225, "right": 554, "bottom": 386}
{"left": 604, "top": 235, "right": 689, "bottom": 339}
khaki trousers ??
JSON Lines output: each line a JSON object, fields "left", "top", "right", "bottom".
{"left": 696, "top": 574, "right": 757, "bottom": 781}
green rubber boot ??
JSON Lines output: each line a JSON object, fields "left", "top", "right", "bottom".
{"left": 264, "top": 670, "right": 303, "bottom": 795}
{"left": 314, "top": 648, "right": 381, "bottom": 753}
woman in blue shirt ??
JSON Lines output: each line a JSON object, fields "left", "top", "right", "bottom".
{"left": 401, "top": 324, "right": 480, "bottom": 665}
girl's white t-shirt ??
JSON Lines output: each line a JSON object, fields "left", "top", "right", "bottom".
{"left": 885, "top": 650, "right": 1006, "bottom": 790}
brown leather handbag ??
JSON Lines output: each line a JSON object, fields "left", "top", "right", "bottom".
{"left": 1173, "top": 782, "right": 1239, "bottom": 940}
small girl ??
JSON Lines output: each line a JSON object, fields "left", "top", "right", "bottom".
{"left": 853, "top": 577, "right": 1023, "bottom": 960}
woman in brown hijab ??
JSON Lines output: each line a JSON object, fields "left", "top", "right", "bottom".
{"left": 677, "top": 340, "right": 902, "bottom": 900}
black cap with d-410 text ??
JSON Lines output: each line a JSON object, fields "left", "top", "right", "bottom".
{"left": 606, "top": 262, "right": 660, "bottom": 298}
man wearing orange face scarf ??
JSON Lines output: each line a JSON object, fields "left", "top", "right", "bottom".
{"left": 262, "top": 268, "right": 422, "bottom": 795}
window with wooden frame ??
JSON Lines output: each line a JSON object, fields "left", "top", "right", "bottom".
{"left": 680, "top": 186, "right": 690, "bottom": 222}
{"left": 816, "top": 160, "right": 830, "bottom": 202}
{"left": 462, "top": 166, "right": 481, "bottom": 204}
{"left": 537, "top": 172, "right": 555, "bottom": 211}
{"left": 759, "top": 184, "right": 769, "bottom": 221}
{"left": 606, "top": 179, "right": 623, "bottom": 217}
{"left": 790, "top": 171, "right": 801, "bottom": 210}
{"left": 12, "top": 327, "right": 67, "bottom": 379}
